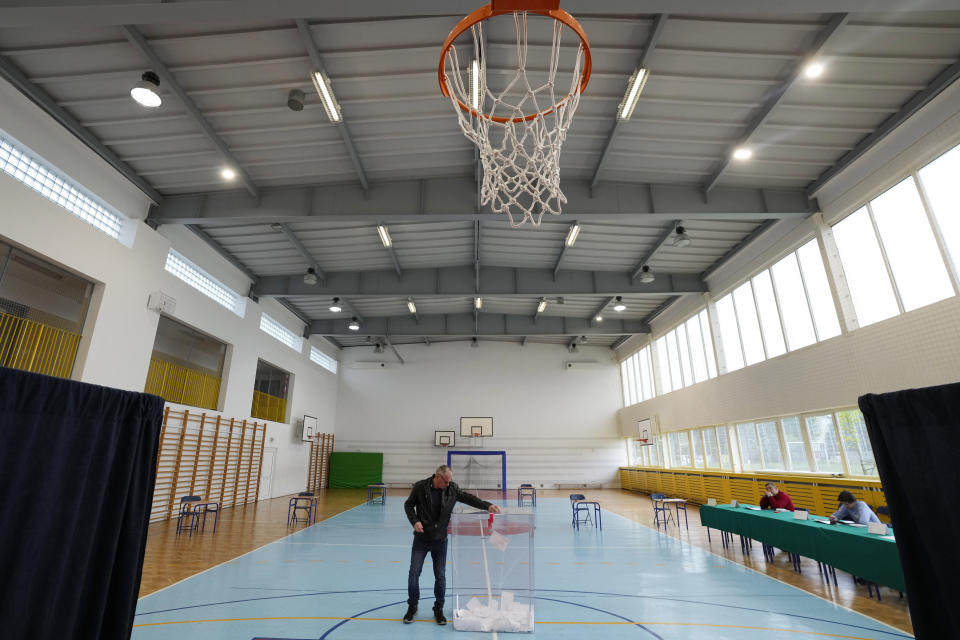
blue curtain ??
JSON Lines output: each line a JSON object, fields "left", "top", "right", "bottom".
{"left": 859, "top": 382, "right": 960, "bottom": 640}
{"left": 0, "top": 367, "right": 164, "bottom": 640}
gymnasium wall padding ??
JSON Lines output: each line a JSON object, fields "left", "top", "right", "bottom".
{"left": 328, "top": 451, "right": 383, "bottom": 488}
{"left": 0, "top": 367, "right": 165, "bottom": 640}
{"left": 859, "top": 382, "right": 960, "bottom": 640}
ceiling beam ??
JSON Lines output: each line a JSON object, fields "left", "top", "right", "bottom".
{"left": 0, "top": 53, "right": 163, "bottom": 205}
{"left": 255, "top": 266, "right": 705, "bottom": 298}
{"left": 590, "top": 13, "right": 668, "bottom": 192}
{"left": 382, "top": 335, "right": 405, "bottom": 365}
{"left": 120, "top": 25, "right": 259, "bottom": 200}
{"left": 641, "top": 295, "right": 681, "bottom": 326}
{"left": 184, "top": 224, "right": 257, "bottom": 283}
{"left": 611, "top": 335, "right": 632, "bottom": 350}
{"left": 702, "top": 13, "right": 850, "bottom": 193}
{"left": 806, "top": 56, "right": 960, "bottom": 198}
{"left": 149, "top": 178, "right": 812, "bottom": 226}
{"left": 275, "top": 297, "right": 311, "bottom": 328}
{"left": 308, "top": 312, "right": 649, "bottom": 337}
{"left": 295, "top": 19, "right": 369, "bottom": 192}
{"left": 589, "top": 296, "right": 617, "bottom": 327}
{"left": 630, "top": 219, "right": 681, "bottom": 281}
{"left": 3, "top": 1, "right": 954, "bottom": 27}
{"left": 273, "top": 222, "right": 323, "bottom": 279}
{"left": 552, "top": 220, "right": 579, "bottom": 278}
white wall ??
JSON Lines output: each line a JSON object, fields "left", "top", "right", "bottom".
{"left": 335, "top": 341, "right": 626, "bottom": 489}
{"left": 0, "top": 74, "right": 340, "bottom": 498}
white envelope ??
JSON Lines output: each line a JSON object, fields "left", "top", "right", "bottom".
{"left": 793, "top": 510, "right": 809, "bottom": 520}
{"left": 868, "top": 522, "right": 888, "bottom": 535}
{"left": 707, "top": 498, "right": 717, "bottom": 506}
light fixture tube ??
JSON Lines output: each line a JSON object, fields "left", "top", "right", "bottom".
{"left": 537, "top": 299, "right": 547, "bottom": 313}
{"left": 474, "top": 296, "right": 483, "bottom": 310}
{"left": 565, "top": 223, "right": 581, "bottom": 247}
{"left": 617, "top": 68, "right": 649, "bottom": 121}
{"left": 470, "top": 59, "right": 481, "bottom": 110}
{"left": 407, "top": 301, "right": 417, "bottom": 314}
{"left": 312, "top": 71, "right": 342, "bottom": 122}
{"left": 377, "top": 225, "right": 392, "bottom": 248}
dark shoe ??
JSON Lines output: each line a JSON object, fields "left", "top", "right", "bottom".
{"left": 403, "top": 605, "right": 417, "bottom": 624}
{"left": 433, "top": 608, "right": 447, "bottom": 625}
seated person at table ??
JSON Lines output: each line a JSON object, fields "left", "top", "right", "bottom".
{"left": 759, "top": 482, "right": 795, "bottom": 511}
{"left": 829, "top": 490, "right": 880, "bottom": 524}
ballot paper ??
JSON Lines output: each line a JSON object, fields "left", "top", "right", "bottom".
{"left": 745, "top": 506, "right": 761, "bottom": 510}
{"left": 488, "top": 530, "right": 509, "bottom": 551}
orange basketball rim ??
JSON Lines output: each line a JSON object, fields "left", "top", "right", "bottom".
{"left": 438, "top": 0, "right": 592, "bottom": 123}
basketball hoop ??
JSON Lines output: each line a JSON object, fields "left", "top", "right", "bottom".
{"left": 439, "top": 0, "right": 592, "bottom": 228}
{"left": 635, "top": 438, "right": 652, "bottom": 447}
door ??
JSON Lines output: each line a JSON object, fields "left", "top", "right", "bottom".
{"left": 259, "top": 446, "right": 277, "bottom": 500}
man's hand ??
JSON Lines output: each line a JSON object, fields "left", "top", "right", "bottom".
{"left": 488, "top": 505, "right": 502, "bottom": 514}
{"left": 413, "top": 521, "right": 424, "bottom": 533}
{"left": 829, "top": 516, "right": 837, "bottom": 524}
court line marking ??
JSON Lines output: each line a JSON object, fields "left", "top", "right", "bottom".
{"left": 137, "top": 499, "right": 368, "bottom": 601}
{"left": 132, "top": 614, "right": 892, "bottom": 639}
{"left": 605, "top": 500, "right": 913, "bottom": 638}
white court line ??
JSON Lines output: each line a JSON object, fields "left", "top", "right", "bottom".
{"left": 609, "top": 505, "right": 913, "bottom": 638}
{"left": 137, "top": 500, "right": 369, "bottom": 601}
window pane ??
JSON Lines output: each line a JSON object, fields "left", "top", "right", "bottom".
{"left": 685, "top": 316, "right": 709, "bottom": 383}
{"left": 871, "top": 177, "right": 953, "bottom": 312}
{"left": 796, "top": 239, "right": 841, "bottom": 341}
{"left": 751, "top": 270, "right": 786, "bottom": 358}
{"left": 733, "top": 282, "right": 766, "bottom": 365}
{"left": 756, "top": 421, "right": 785, "bottom": 470}
{"left": 716, "top": 426, "right": 731, "bottom": 469}
{"left": 714, "top": 295, "right": 744, "bottom": 372}
{"left": 655, "top": 337, "right": 672, "bottom": 394}
{"left": 781, "top": 416, "right": 810, "bottom": 471}
{"left": 736, "top": 423, "right": 763, "bottom": 470}
{"left": 676, "top": 324, "right": 694, "bottom": 387}
{"left": 837, "top": 409, "right": 877, "bottom": 476}
{"left": 624, "top": 357, "right": 636, "bottom": 405}
{"left": 666, "top": 332, "right": 683, "bottom": 391}
{"left": 699, "top": 310, "right": 718, "bottom": 378}
{"left": 649, "top": 439, "right": 660, "bottom": 466}
{"left": 620, "top": 360, "right": 630, "bottom": 407}
{"left": 630, "top": 354, "right": 642, "bottom": 404}
{"left": 832, "top": 208, "right": 900, "bottom": 326}
{"left": 805, "top": 414, "right": 844, "bottom": 473}
{"left": 771, "top": 252, "right": 817, "bottom": 351}
{"left": 668, "top": 431, "right": 691, "bottom": 467}
{"left": 639, "top": 347, "right": 654, "bottom": 400}
{"left": 703, "top": 428, "right": 720, "bottom": 467}
{"left": 691, "top": 431, "right": 704, "bottom": 467}
{"left": 920, "top": 145, "right": 960, "bottom": 271}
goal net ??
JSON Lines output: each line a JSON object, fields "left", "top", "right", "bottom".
{"left": 447, "top": 450, "right": 507, "bottom": 499}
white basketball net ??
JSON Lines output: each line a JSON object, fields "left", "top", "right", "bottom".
{"left": 443, "top": 13, "right": 584, "bottom": 227}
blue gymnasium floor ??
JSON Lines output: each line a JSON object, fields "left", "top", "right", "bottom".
{"left": 133, "top": 497, "right": 913, "bottom": 640}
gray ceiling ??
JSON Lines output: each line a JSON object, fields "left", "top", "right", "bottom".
{"left": 2, "top": 2, "right": 959, "bottom": 351}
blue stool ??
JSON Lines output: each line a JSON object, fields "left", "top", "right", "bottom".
{"left": 570, "top": 494, "right": 600, "bottom": 529}
{"left": 176, "top": 496, "right": 202, "bottom": 536}
{"left": 518, "top": 484, "right": 536, "bottom": 507}
{"left": 367, "top": 483, "right": 386, "bottom": 505}
{"left": 288, "top": 495, "right": 314, "bottom": 525}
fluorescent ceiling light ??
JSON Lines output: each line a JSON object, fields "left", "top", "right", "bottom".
{"left": 348, "top": 317, "right": 360, "bottom": 331}
{"left": 565, "top": 223, "right": 581, "bottom": 247}
{"left": 407, "top": 300, "right": 417, "bottom": 314}
{"left": 474, "top": 296, "right": 483, "bottom": 310}
{"left": 470, "top": 59, "right": 481, "bottom": 110}
{"left": 617, "top": 68, "right": 649, "bottom": 121}
{"left": 804, "top": 62, "right": 824, "bottom": 78}
{"left": 329, "top": 297, "right": 342, "bottom": 313}
{"left": 595, "top": 315, "right": 603, "bottom": 323}
{"left": 376, "top": 225, "right": 392, "bottom": 248}
{"left": 221, "top": 167, "right": 236, "bottom": 180}
{"left": 130, "top": 71, "right": 161, "bottom": 108}
{"left": 537, "top": 299, "right": 547, "bottom": 313}
{"left": 732, "top": 147, "right": 752, "bottom": 160}
{"left": 312, "top": 71, "right": 342, "bottom": 122}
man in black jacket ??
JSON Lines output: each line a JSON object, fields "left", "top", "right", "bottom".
{"left": 403, "top": 465, "right": 501, "bottom": 625}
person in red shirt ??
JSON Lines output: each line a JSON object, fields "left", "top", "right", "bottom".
{"left": 759, "top": 482, "right": 795, "bottom": 511}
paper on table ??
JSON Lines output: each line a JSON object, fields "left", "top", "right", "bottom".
{"left": 838, "top": 519, "right": 855, "bottom": 524}
{"left": 881, "top": 535, "right": 896, "bottom": 540}
{"left": 745, "top": 506, "right": 761, "bottom": 510}
{"left": 814, "top": 519, "right": 831, "bottom": 524}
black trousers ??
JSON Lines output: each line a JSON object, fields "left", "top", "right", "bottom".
{"left": 407, "top": 535, "right": 448, "bottom": 609}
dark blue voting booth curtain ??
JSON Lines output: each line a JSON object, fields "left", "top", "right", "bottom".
{"left": 859, "top": 382, "right": 960, "bottom": 640}
{"left": 0, "top": 367, "right": 164, "bottom": 640}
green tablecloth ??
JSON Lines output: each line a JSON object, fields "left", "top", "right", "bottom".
{"left": 699, "top": 504, "right": 905, "bottom": 592}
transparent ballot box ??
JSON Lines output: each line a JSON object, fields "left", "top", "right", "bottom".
{"left": 449, "top": 507, "right": 535, "bottom": 632}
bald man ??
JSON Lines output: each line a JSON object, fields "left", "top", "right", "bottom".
{"left": 403, "top": 465, "right": 501, "bottom": 625}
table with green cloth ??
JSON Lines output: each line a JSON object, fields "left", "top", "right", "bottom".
{"left": 699, "top": 504, "right": 905, "bottom": 592}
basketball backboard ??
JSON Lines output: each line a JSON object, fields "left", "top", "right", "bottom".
{"left": 460, "top": 417, "right": 493, "bottom": 437}
{"left": 435, "top": 430, "right": 456, "bottom": 447}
